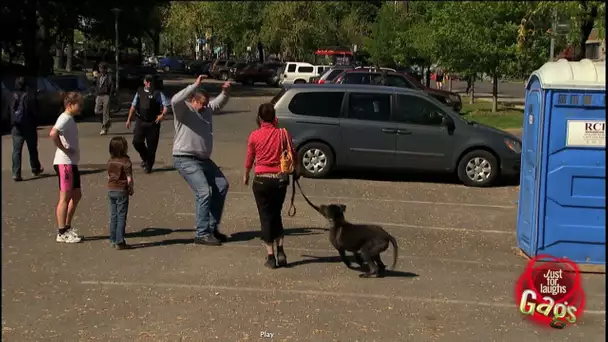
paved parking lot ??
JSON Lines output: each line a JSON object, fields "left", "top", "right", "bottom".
{"left": 2, "top": 77, "right": 605, "bottom": 341}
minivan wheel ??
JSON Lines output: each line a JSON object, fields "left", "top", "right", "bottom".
{"left": 294, "top": 79, "right": 306, "bottom": 84}
{"left": 457, "top": 150, "right": 499, "bottom": 187}
{"left": 298, "top": 142, "right": 334, "bottom": 178}
{"left": 163, "top": 66, "right": 170, "bottom": 73}
{"left": 221, "top": 72, "right": 229, "bottom": 81}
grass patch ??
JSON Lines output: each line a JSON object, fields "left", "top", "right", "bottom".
{"left": 460, "top": 96, "right": 523, "bottom": 130}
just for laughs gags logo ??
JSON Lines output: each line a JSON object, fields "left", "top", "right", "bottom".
{"left": 514, "top": 255, "right": 586, "bottom": 329}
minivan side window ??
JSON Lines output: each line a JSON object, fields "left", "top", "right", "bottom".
{"left": 298, "top": 66, "right": 314, "bottom": 73}
{"left": 287, "top": 64, "right": 296, "bottom": 72}
{"left": 393, "top": 95, "right": 444, "bottom": 126}
{"left": 347, "top": 93, "right": 391, "bottom": 122}
{"left": 288, "top": 92, "right": 344, "bottom": 118}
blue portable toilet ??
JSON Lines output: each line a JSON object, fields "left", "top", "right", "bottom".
{"left": 517, "top": 59, "right": 606, "bottom": 269}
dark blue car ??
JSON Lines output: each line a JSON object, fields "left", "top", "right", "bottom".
{"left": 159, "top": 56, "right": 185, "bottom": 72}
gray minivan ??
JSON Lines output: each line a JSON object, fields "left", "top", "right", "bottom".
{"left": 272, "top": 84, "right": 522, "bottom": 187}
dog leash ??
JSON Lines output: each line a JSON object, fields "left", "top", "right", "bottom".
{"left": 287, "top": 178, "right": 319, "bottom": 217}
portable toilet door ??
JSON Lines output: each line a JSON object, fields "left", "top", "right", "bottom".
{"left": 517, "top": 58, "right": 606, "bottom": 267}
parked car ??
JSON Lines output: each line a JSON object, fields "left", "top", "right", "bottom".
{"left": 272, "top": 84, "right": 521, "bottom": 187}
{"left": 158, "top": 56, "right": 185, "bottom": 72}
{"left": 263, "top": 62, "right": 284, "bottom": 87}
{"left": 233, "top": 63, "right": 277, "bottom": 85}
{"left": 1, "top": 75, "right": 65, "bottom": 127}
{"left": 118, "top": 65, "right": 163, "bottom": 90}
{"left": 279, "top": 62, "right": 328, "bottom": 86}
{"left": 186, "top": 60, "right": 212, "bottom": 75}
{"left": 313, "top": 65, "right": 354, "bottom": 84}
{"left": 209, "top": 59, "right": 227, "bottom": 78}
{"left": 47, "top": 75, "right": 97, "bottom": 117}
{"left": 333, "top": 69, "right": 462, "bottom": 113}
{"left": 229, "top": 61, "right": 249, "bottom": 79}
{"left": 212, "top": 60, "right": 237, "bottom": 80}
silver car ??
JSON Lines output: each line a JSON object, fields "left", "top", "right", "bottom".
{"left": 273, "top": 84, "right": 522, "bottom": 187}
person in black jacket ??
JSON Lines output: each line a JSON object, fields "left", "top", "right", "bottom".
{"left": 11, "top": 77, "right": 43, "bottom": 181}
{"left": 125, "top": 75, "right": 170, "bottom": 173}
{"left": 94, "top": 62, "right": 115, "bottom": 135}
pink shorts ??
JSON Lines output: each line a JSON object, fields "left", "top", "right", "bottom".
{"left": 54, "top": 164, "right": 81, "bottom": 191}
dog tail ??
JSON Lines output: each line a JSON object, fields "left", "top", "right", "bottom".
{"left": 388, "top": 234, "right": 398, "bottom": 270}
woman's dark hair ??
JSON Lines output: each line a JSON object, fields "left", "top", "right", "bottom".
{"left": 257, "top": 103, "right": 276, "bottom": 123}
{"left": 109, "top": 136, "right": 128, "bottom": 158}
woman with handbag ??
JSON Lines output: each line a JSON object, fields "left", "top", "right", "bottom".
{"left": 243, "top": 103, "right": 298, "bottom": 269}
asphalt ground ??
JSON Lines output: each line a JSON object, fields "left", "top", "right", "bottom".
{"left": 2, "top": 77, "right": 605, "bottom": 341}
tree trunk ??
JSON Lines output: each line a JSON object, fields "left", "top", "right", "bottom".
{"left": 54, "top": 40, "right": 64, "bottom": 71}
{"left": 137, "top": 35, "right": 143, "bottom": 62}
{"left": 37, "top": 7, "right": 53, "bottom": 75}
{"left": 22, "top": 3, "right": 38, "bottom": 75}
{"left": 575, "top": 3, "right": 598, "bottom": 61}
{"left": 448, "top": 74, "right": 453, "bottom": 92}
{"left": 152, "top": 31, "right": 160, "bottom": 55}
{"left": 65, "top": 29, "right": 74, "bottom": 72}
{"left": 492, "top": 73, "right": 499, "bottom": 113}
{"left": 469, "top": 76, "right": 475, "bottom": 105}
{"left": 424, "top": 66, "right": 431, "bottom": 88}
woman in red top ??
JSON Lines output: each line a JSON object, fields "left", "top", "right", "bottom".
{"left": 243, "top": 103, "right": 298, "bottom": 269}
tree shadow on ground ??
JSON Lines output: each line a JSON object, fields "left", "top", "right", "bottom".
{"left": 228, "top": 227, "right": 327, "bottom": 243}
{"left": 8, "top": 167, "right": 105, "bottom": 182}
{"left": 326, "top": 169, "right": 519, "bottom": 188}
{"left": 83, "top": 227, "right": 195, "bottom": 243}
{"left": 285, "top": 254, "right": 419, "bottom": 278}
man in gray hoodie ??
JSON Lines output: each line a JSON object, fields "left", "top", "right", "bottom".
{"left": 171, "top": 75, "right": 231, "bottom": 246}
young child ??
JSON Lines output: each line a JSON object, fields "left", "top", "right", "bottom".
{"left": 50, "top": 92, "right": 83, "bottom": 243}
{"left": 107, "top": 136, "right": 134, "bottom": 250}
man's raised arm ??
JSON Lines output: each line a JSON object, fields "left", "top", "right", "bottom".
{"left": 208, "top": 81, "right": 231, "bottom": 113}
{"left": 171, "top": 75, "right": 206, "bottom": 107}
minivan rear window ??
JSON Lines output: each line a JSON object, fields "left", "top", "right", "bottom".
{"left": 288, "top": 92, "right": 344, "bottom": 118}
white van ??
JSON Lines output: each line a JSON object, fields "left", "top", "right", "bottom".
{"left": 280, "top": 62, "right": 329, "bottom": 86}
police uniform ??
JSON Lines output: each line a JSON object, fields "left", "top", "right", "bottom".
{"left": 132, "top": 86, "right": 166, "bottom": 172}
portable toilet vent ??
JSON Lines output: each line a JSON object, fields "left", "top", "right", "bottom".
{"left": 517, "top": 59, "right": 606, "bottom": 271}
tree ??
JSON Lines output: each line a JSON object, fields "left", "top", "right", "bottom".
{"left": 365, "top": 3, "right": 408, "bottom": 67}
{"left": 431, "top": 1, "right": 533, "bottom": 112}
{"left": 260, "top": 2, "right": 332, "bottom": 61}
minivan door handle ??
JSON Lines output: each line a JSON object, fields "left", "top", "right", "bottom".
{"left": 381, "top": 128, "right": 397, "bottom": 134}
{"left": 397, "top": 129, "right": 412, "bottom": 135}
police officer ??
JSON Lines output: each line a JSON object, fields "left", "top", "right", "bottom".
{"left": 126, "top": 75, "right": 170, "bottom": 173}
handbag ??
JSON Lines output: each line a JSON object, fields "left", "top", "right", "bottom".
{"left": 279, "top": 128, "right": 295, "bottom": 174}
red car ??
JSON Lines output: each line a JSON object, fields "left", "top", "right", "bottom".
{"left": 333, "top": 69, "right": 462, "bottom": 113}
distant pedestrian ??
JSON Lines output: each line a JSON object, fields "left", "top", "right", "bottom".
{"left": 171, "top": 75, "right": 231, "bottom": 246}
{"left": 10, "top": 76, "right": 44, "bottom": 181}
{"left": 50, "top": 92, "right": 84, "bottom": 244}
{"left": 435, "top": 68, "right": 444, "bottom": 90}
{"left": 126, "top": 75, "right": 170, "bottom": 173}
{"left": 107, "top": 136, "right": 135, "bottom": 250}
{"left": 94, "top": 62, "right": 115, "bottom": 135}
{"left": 243, "top": 103, "right": 299, "bottom": 269}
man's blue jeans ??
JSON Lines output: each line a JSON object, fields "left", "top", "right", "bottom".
{"left": 173, "top": 156, "right": 229, "bottom": 238}
{"left": 12, "top": 125, "right": 42, "bottom": 178}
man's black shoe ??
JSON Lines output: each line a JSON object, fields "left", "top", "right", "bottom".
{"left": 141, "top": 161, "right": 147, "bottom": 168}
{"left": 13, "top": 175, "right": 23, "bottom": 182}
{"left": 214, "top": 231, "right": 228, "bottom": 243}
{"left": 144, "top": 167, "right": 152, "bottom": 174}
{"left": 32, "top": 167, "right": 44, "bottom": 177}
{"left": 194, "top": 235, "right": 222, "bottom": 246}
